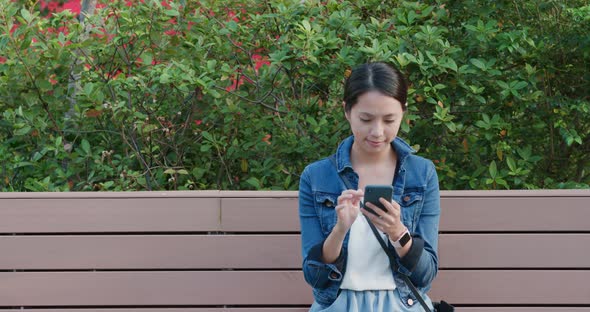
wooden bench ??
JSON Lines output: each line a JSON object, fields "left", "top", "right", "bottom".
{"left": 1, "top": 190, "right": 589, "bottom": 311}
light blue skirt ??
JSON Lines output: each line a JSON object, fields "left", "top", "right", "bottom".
{"left": 309, "top": 289, "right": 429, "bottom": 312}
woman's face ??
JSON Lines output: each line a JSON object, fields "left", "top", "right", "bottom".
{"left": 345, "top": 90, "right": 405, "bottom": 155}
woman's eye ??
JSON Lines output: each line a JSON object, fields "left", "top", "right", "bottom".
{"left": 360, "top": 118, "right": 370, "bottom": 122}
{"left": 385, "top": 120, "right": 396, "bottom": 124}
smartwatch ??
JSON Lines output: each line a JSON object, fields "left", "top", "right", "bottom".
{"left": 391, "top": 228, "right": 411, "bottom": 248}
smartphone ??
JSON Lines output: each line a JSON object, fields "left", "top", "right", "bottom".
{"left": 363, "top": 184, "right": 393, "bottom": 216}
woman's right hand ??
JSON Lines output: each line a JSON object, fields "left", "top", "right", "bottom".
{"left": 334, "top": 189, "right": 364, "bottom": 234}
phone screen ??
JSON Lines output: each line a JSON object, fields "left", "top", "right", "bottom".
{"left": 363, "top": 184, "right": 393, "bottom": 215}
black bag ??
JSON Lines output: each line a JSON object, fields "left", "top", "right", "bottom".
{"left": 433, "top": 300, "right": 454, "bottom": 312}
{"left": 329, "top": 155, "right": 454, "bottom": 312}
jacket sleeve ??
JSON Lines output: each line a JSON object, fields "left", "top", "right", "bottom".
{"left": 299, "top": 167, "right": 346, "bottom": 289}
{"left": 390, "top": 160, "right": 440, "bottom": 289}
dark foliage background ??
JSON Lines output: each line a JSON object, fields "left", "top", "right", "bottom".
{"left": 1, "top": 0, "right": 588, "bottom": 191}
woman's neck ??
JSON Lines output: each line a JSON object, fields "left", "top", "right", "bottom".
{"left": 350, "top": 141, "right": 396, "bottom": 168}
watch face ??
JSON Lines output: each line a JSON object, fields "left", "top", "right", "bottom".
{"left": 399, "top": 232, "right": 411, "bottom": 247}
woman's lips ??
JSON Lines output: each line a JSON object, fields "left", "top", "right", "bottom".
{"left": 367, "top": 140, "right": 384, "bottom": 147}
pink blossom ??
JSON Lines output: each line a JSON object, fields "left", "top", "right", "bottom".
{"left": 226, "top": 77, "right": 244, "bottom": 92}
{"left": 59, "top": 0, "right": 81, "bottom": 14}
{"left": 252, "top": 54, "right": 270, "bottom": 72}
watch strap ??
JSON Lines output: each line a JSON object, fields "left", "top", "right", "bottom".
{"left": 392, "top": 228, "right": 411, "bottom": 248}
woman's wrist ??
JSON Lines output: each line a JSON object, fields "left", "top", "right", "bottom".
{"left": 322, "top": 223, "right": 348, "bottom": 263}
{"left": 390, "top": 226, "right": 409, "bottom": 241}
{"left": 333, "top": 222, "right": 349, "bottom": 237}
{"left": 386, "top": 226, "right": 407, "bottom": 241}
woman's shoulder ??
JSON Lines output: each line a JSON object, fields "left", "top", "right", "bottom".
{"left": 405, "top": 152, "right": 434, "bottom": 166}
{"left": 403, "top": 153, "right": 438, "bottom": 182}
{"left": 302, "top": 156, "right": 334, "bottom": 177}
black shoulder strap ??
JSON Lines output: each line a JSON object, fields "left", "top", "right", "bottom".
{"left": 328, "top": 154, "right": 433, "bottom": 312}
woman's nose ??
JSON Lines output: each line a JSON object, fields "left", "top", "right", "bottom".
{"left": 370, "top": 122, "right": 384, "bottom": 136}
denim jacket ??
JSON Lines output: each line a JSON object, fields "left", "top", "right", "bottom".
{"left": 298, "top": 135, "right": 440, "bottom": 309}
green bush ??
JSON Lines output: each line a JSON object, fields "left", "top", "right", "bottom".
{"left": 1, "top": 0, "right": 588, "bottom": 191}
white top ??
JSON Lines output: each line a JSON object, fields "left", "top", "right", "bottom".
{"left": 339, "top": 212, "right": 396, "bottom": 291}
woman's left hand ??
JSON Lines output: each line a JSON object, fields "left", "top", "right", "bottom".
{"left": 361, "top": 197, "right": 406, "bottom": 239}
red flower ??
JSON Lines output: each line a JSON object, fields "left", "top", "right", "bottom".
{"left": 9, "top": 24, "right": 18, "bottom": 35}
{"left": 49, "top": 74, "right": 58, "bottom": 85}
{"left": 187, "top": 21, "right": 196, "bottom": 31}
{"left": 227, "top": 10, "right": 239, "bottom": 22}
{"left": 59, "top": 0, "right": 81, "bottom": 14}
{"left": 252, "top": 54, "right": 270, "bottom": 72}
{"left": 226, "top": 77, "right": 244, "bottom": 92}
{"left": 164, "top": 29, "right": 179, "bottom": 36}
{"left": 0, "top": 56, "right": 7, "bottom": 64}
{"left": 194, "top": 120, "right": 202, "bottom": 126}
{"left": 48, "top": 1, "right": 59, "bottom": 11}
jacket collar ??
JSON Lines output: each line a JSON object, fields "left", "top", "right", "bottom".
{"left": 334, "top": 135, "right": 416, "bottom": 173}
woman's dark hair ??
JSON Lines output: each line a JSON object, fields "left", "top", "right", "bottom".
{"left": 343, "top": 62, "right": 408, "bottom": 112}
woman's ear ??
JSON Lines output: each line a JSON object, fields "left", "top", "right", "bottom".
{"left": 343, "top": 102, "right": 350, "bottom": 121}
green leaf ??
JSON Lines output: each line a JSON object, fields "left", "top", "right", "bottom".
{"left": 164, "top": 9, "right": 179, "bottom": 16}
{"left": 246, "top": 177, "right": 261, "bottom": 189}
{"left": 15, "top": 161, "right": 34, "bottom": 168}
{"left": 507, "top": 157, "right": 516, "bottom": 171}
{"left": 475, "top": 121, "right": 487, "bottom": 129}
{"left": 284, "top": 174, "right": 292, "bottom": 189}
{"left": 496, "top": 81, "right": 509, "bottom": 89}
{"left": 160, "top": 73, "right": 171, "bottom": 83}
{"left": 513, "top": 81, "right": 527, "bottom": 90}
{"left": 446, "top": 122, "right": 457, "bottom": 132}
{"left": 32, "top": 151, "right": 44, "bottom": 162}
{"left": 496, "top": 178, "right": 509, "bottom": 189}
{"left": 489, "top": 161, "right": 498, "bottom": 178}
{"left": 301, "top": 20, "right": 311, "bottom": 32}
{"left": 140, "top": 53, "right": 153, "bottom": 66}
{"left": 81, "top": 139, "right": 91, "bottom": 155}
{"left": 83, "top": 83, "right": 94, "bottom": 95}
{"left": 202, "top": 131, "right": 214, "bottom": 142}
{"left": 441, "top": 58, "right": 457, "bottom": 72}
{"left": 20, "top": 8, "right": 33, "bottom": 23}
{"left": 14, "top": 126, "right": 31, "bottom": 136}
{"left": 470, "top": 58, "right": 486, "bottom": 70}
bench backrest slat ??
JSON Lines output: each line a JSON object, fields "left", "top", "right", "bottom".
{"left": 3, "top": 234, "right": 590, "bottom": 270}
{"left": 2, "top": 191, "right": 589, "bottom": 233}
{"left": 0, "top": 197, "right": 221, "bottom": 233}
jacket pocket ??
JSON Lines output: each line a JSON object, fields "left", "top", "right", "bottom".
{"left": 399, "top": 187, "right": 425, "bottom": 229}
{"left": 314, "top": 192, "right": 339, "bottom": 235}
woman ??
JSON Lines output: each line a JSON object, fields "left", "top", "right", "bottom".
{"left": 298, "top": 62, "right": 441, "bottom": 311}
